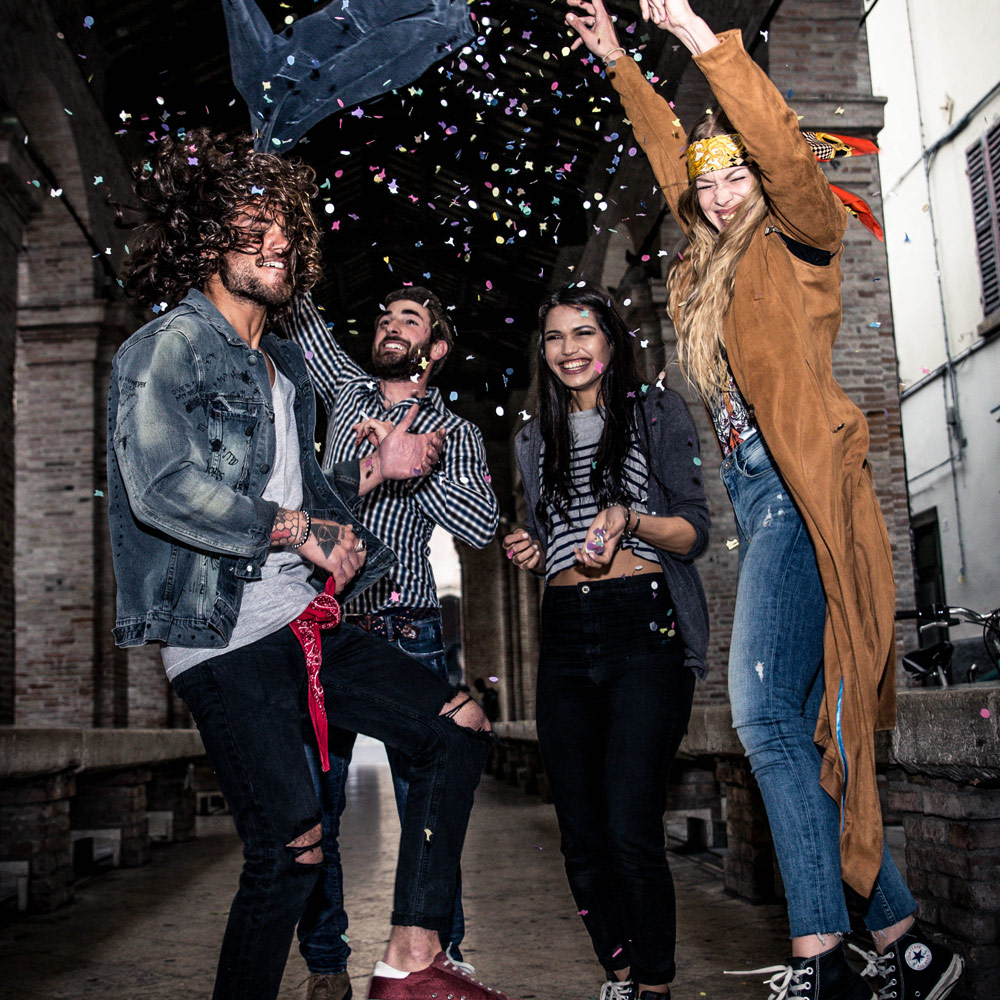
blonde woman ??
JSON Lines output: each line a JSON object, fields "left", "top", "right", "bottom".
{"left": 566, "top": 3, "right": 963, "bottom": 1000}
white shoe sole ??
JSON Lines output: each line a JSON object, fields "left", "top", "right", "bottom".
{"left": 926, "top": 953, "right": 965, "bottom": 1000}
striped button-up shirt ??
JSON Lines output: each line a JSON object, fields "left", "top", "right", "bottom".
{"left": 288, "top": 294, "right": 498, "bottom": 614}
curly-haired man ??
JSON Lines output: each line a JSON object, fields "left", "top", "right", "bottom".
{"left": 107, "top": 129, "right": 516, "bottom": 1000}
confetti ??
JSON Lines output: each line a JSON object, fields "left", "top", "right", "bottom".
{"left": 726, "top": 538, "right": 740, "bottom": 550}
{"left": 981, "top": 709, "right": 991, "bottom": 719}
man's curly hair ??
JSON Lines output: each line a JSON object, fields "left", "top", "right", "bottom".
{"left": 121, "top": 127, "right": 321, "bottom": 316}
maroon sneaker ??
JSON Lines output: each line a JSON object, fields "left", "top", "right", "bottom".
{"left": 368, "top": 951, "right": 517, "bottom": 1000}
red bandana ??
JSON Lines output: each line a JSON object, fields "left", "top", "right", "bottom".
{"left": 289, "top": 576, "right": 341, "bottom": 772}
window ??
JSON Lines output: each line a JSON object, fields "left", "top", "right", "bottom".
{"left": 967, "top": 119, "right": 1000, "bottom": 319}
{"left": 912, "top": 509, "right": 947, "bottom": 648}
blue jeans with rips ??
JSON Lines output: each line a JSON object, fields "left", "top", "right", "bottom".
{"left": 171, "top": 623, "right": 487, "bottom": 1000}
{"left": 297, "top": 610, "right": 465, "bottom": 975}
{"left": 722, "top": 431, "right": 916, "bottom": 939}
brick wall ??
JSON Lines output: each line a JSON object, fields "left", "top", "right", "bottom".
{"left": 887, "top": 770, "right": 1000, "bottom": 1000}
{"left": 0, "top": 770, "right": 75, "bottom": 912}
{"left": 1, "top": 0, "right": 145, "bottom": 728}
{"left": 0, "top": 126, "right": 40, "bottom": 725}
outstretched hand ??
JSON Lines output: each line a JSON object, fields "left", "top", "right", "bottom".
{"left": 372, "top": 402, "right": 446, "bottom": 482}
{"left": 564, "top": 0, "right": 620, "bottom": 60}
{"left": 639, "top": 0, "right": 695, "bottom": 32}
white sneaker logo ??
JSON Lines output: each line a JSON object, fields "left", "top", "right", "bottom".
{"left": 905, "top": 943, "right": 932, "bottom": 971}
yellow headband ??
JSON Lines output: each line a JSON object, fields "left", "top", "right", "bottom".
{"left": 686, "top": 133, "right": 749, "bottom": 181}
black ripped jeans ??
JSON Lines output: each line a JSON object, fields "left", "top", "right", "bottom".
{"left": 172, "top": 624, "right": 489, "bottom": 1000}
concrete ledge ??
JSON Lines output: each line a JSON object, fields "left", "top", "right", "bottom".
{"left": 891, "top": 686, "right": 1000, "bottom": 781}
{"left": 680, "top": 704, "right": 743, "bottom": 757}
{"left": 0, "top": 728, "right": 207, "bottom": 779}
{"left": 492, "top": 720, "right": 537, "bottom": 742}
{"left": 495, "top": 686, "right": 1000, "bottom": 781}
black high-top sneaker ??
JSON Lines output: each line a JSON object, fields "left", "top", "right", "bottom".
{"left": 850, "top": 930, "right": 964, "bottom": 1000}
{"left": 726, "top": 942, "right": 876, "bottom": 1000}
{"left": 598, "top": 978, "right": 635, "bottom": 1000}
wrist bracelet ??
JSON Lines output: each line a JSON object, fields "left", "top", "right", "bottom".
{"left": 602, "top": 46, "right": 626, "bottom": 65}
{"left": 292, "top": 509, "right": 311, "bottom": 549}
{"left": 621, "top": 505, "right": 634, "bottom": 541}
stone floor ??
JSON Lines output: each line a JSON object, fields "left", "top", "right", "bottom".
{"left": 0, "top": 738, "right": 795, "bottom": 1000}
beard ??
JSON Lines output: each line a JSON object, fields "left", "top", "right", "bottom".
{"left": 219, "top": 252, "right": 295, "bottom": 308}
{"left": 369, "top": 340, "right": 428, "bottom": 380}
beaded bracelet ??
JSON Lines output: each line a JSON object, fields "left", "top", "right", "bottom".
{"left": 292, "top": 509, "right": 311, "bottom": 549}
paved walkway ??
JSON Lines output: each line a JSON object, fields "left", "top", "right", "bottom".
{"left": 0, "top": 738, "right": 792, "bottom": 1000}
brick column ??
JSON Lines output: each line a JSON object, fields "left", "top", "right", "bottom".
{"left": 887, "top": 771, "right": 999, "bottom": 1000}
{"left": 147, "top": 761, "right": 197, "bottom": 843}
{"left": 0, "top": 769, "right": 74, "bottom": 912}
{"left": 716, "top": 756, "right": 783, "bottom": 903}
{"left": 0, "top": 121, "right": 41, "bottom": 724}
{"left": 72, "top": 768, "right": 151, "bottom": 868}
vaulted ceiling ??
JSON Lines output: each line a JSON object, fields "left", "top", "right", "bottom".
{"left": 60, "top": 0, "right": 760, "bottom": 409}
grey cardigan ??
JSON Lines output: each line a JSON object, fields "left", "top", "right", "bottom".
{"left": 514, "top": 387, "right": 711, "bottom": 677}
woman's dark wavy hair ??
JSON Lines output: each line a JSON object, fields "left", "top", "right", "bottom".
{"left": 119, "top": 127, "right": 322, "bottom": 322}
{"left": 533, "top": 281, "right": 641, "bottom": 528}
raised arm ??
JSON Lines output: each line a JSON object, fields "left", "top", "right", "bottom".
{"left": 566, "top": 0, "right": 694, "bottom": 225}
{"left": 693, "top": 31, "right": 845, "bottom": 250}
{"left": 643, "top": 0, "right": 844, "bottom": 249}
{"left": 286, "top": 292, "right": 366, "bottom": 418}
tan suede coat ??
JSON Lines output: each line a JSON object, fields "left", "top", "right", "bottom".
{"left": 609, "top": 30, "right": 896, "bottom": 896}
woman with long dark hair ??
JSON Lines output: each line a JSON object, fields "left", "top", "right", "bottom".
{"left": 565, "top": 3, "right": 964, "bottom": 1000}
{"left": 503, "top": 281, "right": 710, "bottom": 1000}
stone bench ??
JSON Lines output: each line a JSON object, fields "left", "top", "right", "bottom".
{"left": 494, "top": 686, "right": 1000, "bottom": 1000}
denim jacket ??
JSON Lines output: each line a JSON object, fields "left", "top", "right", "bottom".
{"left": 107, "top": 289, "right": 392, "bottom": 649}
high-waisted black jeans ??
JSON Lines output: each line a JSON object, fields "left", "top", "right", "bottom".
{"left": 536, "top": 574, "right": 696, "bottom": 987}
{"left": 172, "top": 623, "right": 490, "bottom": 1000}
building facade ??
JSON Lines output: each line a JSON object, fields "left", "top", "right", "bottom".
{"left": 866, "top": 0, "right": 1000, "bottom": 633}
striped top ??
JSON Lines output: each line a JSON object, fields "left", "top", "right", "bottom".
{"left": 543, "top": 407, "right": 660, "bottom": 581}
{"left": 287, "top": 294, "right": 498, "bottom": 613}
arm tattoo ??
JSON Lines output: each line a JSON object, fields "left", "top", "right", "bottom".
{"left": 310, "top": 521, "right": 343, "bottom": 558}
{"left": 271, "top": 508, "right": 302, "bottom": 546}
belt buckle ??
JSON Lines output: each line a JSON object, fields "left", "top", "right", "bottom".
{"left": 398, "top": 622, "right": 419, "bottom": 640}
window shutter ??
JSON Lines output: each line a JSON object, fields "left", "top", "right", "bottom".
{"left": 967, "top": 121, "right": 1000, "bottom": 318}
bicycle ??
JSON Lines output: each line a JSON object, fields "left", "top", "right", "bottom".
{"left": 894, "top": 603, "right": 1000, "bottom": 686}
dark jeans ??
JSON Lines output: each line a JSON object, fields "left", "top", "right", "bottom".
{"left": 536, "top": 575, "right": 696, "bottom": 987}
{"left": 172, "top": 623, "right": 489, "bottom": 1000}
{"left": 298, "top": 611, "right": 465, "bottom": 974}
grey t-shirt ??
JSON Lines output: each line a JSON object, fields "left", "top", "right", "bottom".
{"left": 162, "top": 364, "right": 318, "bottom": 680}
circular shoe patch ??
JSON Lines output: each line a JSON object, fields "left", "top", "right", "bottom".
{"left": 904, "top": 942, "right": 932, "bottom": 971}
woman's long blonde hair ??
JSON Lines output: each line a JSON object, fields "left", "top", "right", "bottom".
{"left": 667, "top": 110, "right": 769, "bottom": 399}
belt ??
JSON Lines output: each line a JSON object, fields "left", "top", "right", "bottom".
{"left": 344, "top": 606, "right": 438, "bottom": 640}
